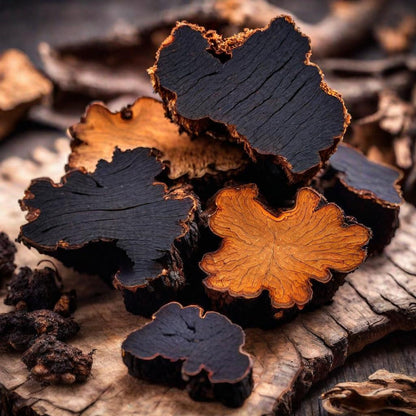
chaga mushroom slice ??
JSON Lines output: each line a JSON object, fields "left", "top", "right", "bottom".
{"left": 5, "top": 266, "right": 62, "bottom": 311}
{"left": 68, "top": 97, "right": 247, "bottom": 180}
{"left": 200, "top": 185, "right": 370, "bottom": 323}
{"left": 22, "top": 335, "right": 93, "bottom": 384}
{"left": 0, "top": 231, "right": 16, "bottom": 280}
{"left": 122, "top": 302, "right": 253, "bottom": 407}
{"left": 0, "top": 309, "right": 79, "bottom": 351}
{"left": 320, "top": 143, "right": 402, "bottom": 253}
{"left": 19, "top": 147, "right": 199, "bottom": 313}
{"left": 150, "top": 17, "right": 349, "bottom": 182}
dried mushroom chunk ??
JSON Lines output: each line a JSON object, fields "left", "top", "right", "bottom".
{"left": 22, "top": 335, "right": 93, "bottom": 384}
{"left": 19, "top": 147, "right": 198, "bottom": 292}
{"left": 0, "top": 309, "right": 79, "bottom": 351}
{"left": 0, "top": 232, "right": 16, "bottom": 280}
{"left": 5, "top": 266, "right": 62, "bottom": 311}
{"left": 201, "top": 185, "right": 370, "bottom": 314}
{"left": 150, "top": 17, "right": 349, "bottom": 181}
{"left": 321, "top": 143, "right": 402, "bottom": 253}
{"left": 68, "top": 97, "right": 247, "bottom": 179}
{"left": 122, "top": 302, "right": 253, "bottom": 407}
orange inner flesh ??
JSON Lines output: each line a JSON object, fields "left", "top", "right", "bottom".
{"left": 201, "top": 185, "right": 370, "bottom": 309}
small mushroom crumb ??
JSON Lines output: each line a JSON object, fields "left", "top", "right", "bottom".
{"left": 0, "top": 309, "right": 79, "bottom": 351}
{"left": 5, "top": 266, "right": 62, "bottom": 311}
{"left": 22, "top": 335, "right": 93, "bottom": 384}
{"left": 0, "top": 231, "right": 16, "bottom": 280}
{"left": 53, "top": 290, "right": 77, "bottom": 317}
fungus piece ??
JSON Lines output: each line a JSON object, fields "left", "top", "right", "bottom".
{"left": 150, "top": 17, "right": 349, "bottom": 181}
{"left": 22, "top": 335, "right": 93, "bottom": 384}
{"left": 5, "top": 266, "right": 62, "bottom": 311}
{"left": 68, "top": 97, "right": 247, "bottom": 179}
{"left": 0, "top": 49, "right": 52, "bottom": 139}
{"left": 0, "top": 232, "right": 16, "bottom": 280}
{"left": 322, "top": 370, "right": 416, "bottom": 415}
{"left": 19, "top": 147, "right": 199, "bottom": 313}
{"left": 320, "top": 143, "right": 402, "bottom": 253}
{"left": 0, "top": 309, "right": 79, "bottom": 351}
{"left": 53, "top": 290, "right": 77, "bottom": 317}
{"left": 122, "top": 302, "right": 253, "bottom": 407}
{"left": 200, "top": 185, "right": 370, "bottom": 317}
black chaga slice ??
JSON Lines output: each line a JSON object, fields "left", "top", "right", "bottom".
{"left": 0, "top": 232, "right": 16, "bottom": 280}
{"left": 150, "top": 17, "right": 349, "bottom": 183}
{"left": 0, "top": 309, "right": 79, "bottom": 351}
{"left": 19, "top": 148, "right": 199, "bottom": 316}
{"left": 5, "top": 266, "right": 62, "bottom": 311}
{"left": 121, "top": 302, "right": 253, "bottom": 407}
{"left": 22, "top": 335, "right": 93, "bottom": 384}
{"left": 319, "top": 143, "right": 402, "bottom": 253}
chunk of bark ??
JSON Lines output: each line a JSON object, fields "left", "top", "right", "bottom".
{"left": 215, "top": 0, "right": 387, "bottom": 58}
{"left": 22, "top": 335, "right": 93, "bottom": 385}
{"left": 19, "top": 147, "right": 199, "bottom": 315}
{"left": 5, "top": 266, "right": 62, "bottom": 311}
{"left": 0, "top": 232, "right": 16, "bottom": 280}
{"left": 319, "top": 143, "right": 402, "bottom": 253}
{"left": 322, "top": 369, "right": 416, "bottom": 415}
{"left": 0, "top": 49, "right": 52, "bottom": 139}
{"left": 68, "top": 97, "right": 247, "bottom": 179}
{"left": 0, "top": 309, "right": 79, "bottom": 351}
{"left": 122, "top": 302, "right": 253, "bottom": 407}
{"left": 150, "top": 18, "right": 349, "bottom": 182}
{"left": 200, "top": 185, "right": 370, "bottom": 324}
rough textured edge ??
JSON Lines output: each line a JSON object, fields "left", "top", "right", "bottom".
{"left": 17, "top": 149, "right": 200, "bottom": 291}
{"left": 333, "top": 143, "right": 404, "bottom": 209}
{"left": 200, "top": 184, "right": 370, "bottom": 311}
{"left": 149, "top": 16, "right": 350, "bottom": 183}
{"left": 122, "top": 302, "right": 253, "bottom": 384}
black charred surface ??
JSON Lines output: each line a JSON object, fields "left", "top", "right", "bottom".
{"left": 321, "top": 144, "right": 401, "bottom": 253}
{"left": 153, "top": 18, "right": 346, "bottom": 176}
{"left": 0, "top": 309, "right": 79, "bottom": 351}
{"left": 22, "top": 335, "right": 93, "bottom": 384}
{"left": 5, "top": 267, "right": 62, "bottom": 311}
{"left": 0, "top": 232, "right": 16, "bottom": 280}
{"left": 328, "top": 143, "right": 402, "bottom": 205}
{"left": 122, "top": 302, "right": 253, "bottom": 407}
{"left": 19, "top": 148, "right": 197, "bottom": 290}
{"left": 205, "top": 272, "right": 346, "bottom": 329}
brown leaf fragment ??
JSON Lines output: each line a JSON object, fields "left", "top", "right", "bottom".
{"left": 201, "top": 185, "right": 370, "bottom": 310}
{"left": 0, "top": 49, "right": 52, "bottom": 139}
{"left": 68, "top": 97, "right": 247, "bottom": 179}
{"left": 322, "top": 369, "right": 416, "bottom": 415}
{"left": 22, "top": 335, "right": 93, "bottom": 384}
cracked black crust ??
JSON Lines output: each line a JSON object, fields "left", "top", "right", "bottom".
{"left": 19, "top": 147, "right": 199, "bottom": 291}
{"left": 122, "top": 302, "right": 253, "bottom": 407}
{"left": 150, "top": 17, "right": 349, "bottom": 183}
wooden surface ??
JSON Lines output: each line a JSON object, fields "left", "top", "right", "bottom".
{"left": 0, "top": 137, "right": 416, "bottom": 415}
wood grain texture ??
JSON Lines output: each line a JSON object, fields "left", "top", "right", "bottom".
{"left": 1, "top": 141, "right": 416, "bottom": 415}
